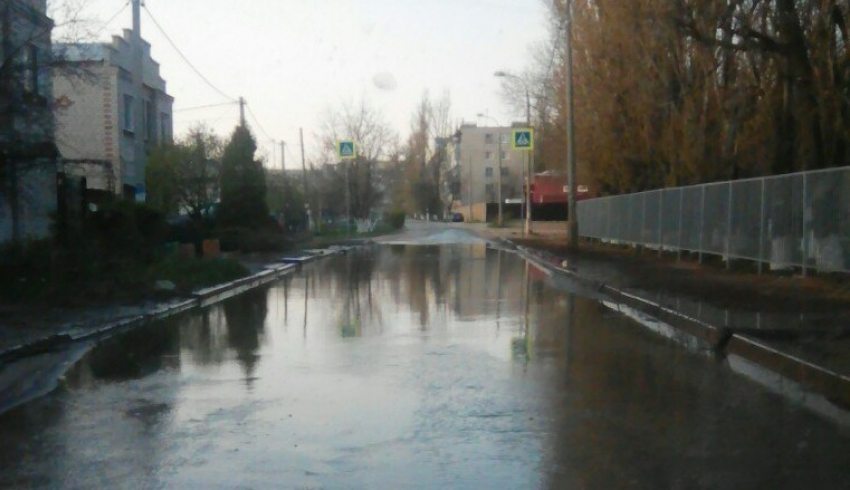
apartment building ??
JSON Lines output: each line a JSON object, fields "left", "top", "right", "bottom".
{"left": 53, "top": 29, "right": 173, "bottom": 199}
{"left": 446, "top": 122, "right": 530, "bottom": 222}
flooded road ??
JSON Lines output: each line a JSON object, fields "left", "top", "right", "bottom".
{"left": 2, "top": 234, "right": 850, "bottom": 488}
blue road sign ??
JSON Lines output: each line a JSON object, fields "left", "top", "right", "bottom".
{"left": 338, "top": 140, "right": 356, "bottom": 159}
{"left": 512, "top": 129, "right": 534, "bottom": 151}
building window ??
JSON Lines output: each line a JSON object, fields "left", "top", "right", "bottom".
{"left": 484, "top": 151, "right": 493, "bottom": 160}
{"left": 500, "top": 151, "right": 507, "bottom": 160}
{"left": 485, "top": 167, "right": 493, "bottom": 177}
{"left": 144, "top": 100, "right": 155, "bottom": 141}
{"left": 500, "top": 167, "right": 508, "bottom": 176}
{"left": 500, "top": 134, "right": 508, "bottom": 144}
{"left": 160, "top": 113, "right": 171, "bottom": 141}
{"left": 484, "top": 134, "right": 494, "bottom": 144}
{"left": 123, "top": 94, "right": 134, "bottom": 132}
{"left": 485, "top": 183, "right": 495, "bottom": 195}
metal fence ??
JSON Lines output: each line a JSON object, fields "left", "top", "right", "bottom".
{"left": 577, "top": 167, "right": 850, "bottom": 275}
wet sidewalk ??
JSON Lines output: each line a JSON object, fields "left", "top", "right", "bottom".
{"left": 0, "top": 257, "right": 308, "bottom": 362}
{"left": 472, "top": 221, "right": 850, "bottom": 408}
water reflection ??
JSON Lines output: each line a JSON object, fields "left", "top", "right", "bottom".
{"left": 80, "top": 321, "right": 181, "bottom": 382}
{"left": 0, "top": 244, "right": 848, "bottom": 489}
{"left": 222, "top": 288, "right": 267, "bottom": 384}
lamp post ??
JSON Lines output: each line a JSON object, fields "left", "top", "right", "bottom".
{"left": 565, "top": 0, "right": 578, "bottom": 250}
{"left": 494, "top": 71, "right": 533, "bottom": 235}
{"left": 477, "top": 113, "right": 503, "bottom": 227}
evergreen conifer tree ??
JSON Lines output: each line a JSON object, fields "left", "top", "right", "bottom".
{"left": 219, "top": 125, "right": 268, "bottom": 228}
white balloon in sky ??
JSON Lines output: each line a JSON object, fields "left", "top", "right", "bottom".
{"left": 372, "top": 72, "right": 398, "bottom": 91}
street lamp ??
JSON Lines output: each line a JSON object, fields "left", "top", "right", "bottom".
{"left": 494, "top": 70, "right": 533, "bottom": 235}
{"left": 477, "top": 113, "right": 504, "bottom": 227}
{"left": 564, "top": 0, "right": 578, "bottom": 250}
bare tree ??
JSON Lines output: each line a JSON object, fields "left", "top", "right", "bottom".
{"left": 316, "top": 97, "right": 396, "bottom": 219}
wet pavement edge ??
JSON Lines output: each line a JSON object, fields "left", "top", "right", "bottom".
{"left": 0, "top": 249, "right": 357, "bottom": 366}
{"left": 504, "top": 238, "right": 850, "bottom": 410}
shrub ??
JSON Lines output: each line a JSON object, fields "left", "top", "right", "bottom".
{"left": 0, "top": 239, "right": 54, "bottom": 301}
{"left": 386, "top": 210, "right": 406, "bottom": 230}
{"left": 86, "top": 200, "right": 167, "bottom": 264}
{"left": 217, "top": 218, "right": 291, "bottom": 253}
{"left": 146, "top": 256, "right": 249, "bottom": 292}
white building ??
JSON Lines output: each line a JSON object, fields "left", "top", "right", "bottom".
{"left": 446, "top": 123, "right": 530, "bottom": 222}
{"left": 53, "top": 30, "right": 173, "bottom": 199}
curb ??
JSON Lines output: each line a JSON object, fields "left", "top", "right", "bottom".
{"left": 507, "top": 239, "right": 850, "bottom": 411}
{"left": 0, "top": 248, "right": 351, "bottom": 366}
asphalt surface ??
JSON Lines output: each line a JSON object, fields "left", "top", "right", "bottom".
{"left": 1, "top": 224, "right": 849, "bottom": 489}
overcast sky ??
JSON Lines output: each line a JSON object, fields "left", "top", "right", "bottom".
{"left": 59, "top": 0, "right": 549, "bottom": 168}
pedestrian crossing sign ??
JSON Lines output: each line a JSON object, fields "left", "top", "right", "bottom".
{"left": 512, "top": 129, "right": 533, "bottom": 150}
{"left": 338, "top": 140, "right": 356, "bottom": 160}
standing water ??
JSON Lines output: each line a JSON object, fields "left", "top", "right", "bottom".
{"left": 1, "top": 240, "right": 849, "bottom": 489}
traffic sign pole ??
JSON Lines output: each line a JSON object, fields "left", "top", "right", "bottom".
{"left": 512, "top": 129, "right": 534, "bottom": 234}
{"left": 337, "top": 140, "right": 356, "bottom": 234}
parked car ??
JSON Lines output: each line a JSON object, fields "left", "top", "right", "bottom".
{"left": 451, "top": 212, "right": 464, "bottom": 223}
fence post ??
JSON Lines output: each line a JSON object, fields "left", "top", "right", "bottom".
{"left": 677, "top": 187, "right": 684, "bottom": 262}
{"left": 802, "top": 172, "right": 809, "bottom": 278}
{"left": 699, "top": 185, "right": 705, "bottom": 264}
{"left": 726, "top": 182, "right": 733, "bottom": 270}
{"left": 758, "top": 178, "right": 765, "bottom": 275}
{"left": 641, "top": 192, "right": 647, "bottom": 251}
{"left": 658, "top": 190, "right": 663, "bottom": 256}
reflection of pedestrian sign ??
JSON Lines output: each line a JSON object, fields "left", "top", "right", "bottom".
{"left": 512, "top": 129, "right": 533, "bottom": 150}
{"left": 338, "top": 140, "right": 356, "bottom": 159}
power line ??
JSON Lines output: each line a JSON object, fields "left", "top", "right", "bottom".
{"left": 94, "top": 1, "right": 130, "bottom": 36}
{"left": 245, "top": 105, "right": 279, "bottom": 169}
{"left": 210, "top": 106, "right": 237, "bottom": 127}
{"left": 174, "top": 101, "right": 238, "bottom": 113}
{"left": 142, "top": 4, "right": 236, "bottom": 102}
{"left": 544, "top": 20, "right": 565, "bottom": 83}
{"left": 246, "top": 105, "right": 274, "bottom": 143}
{"left": 284, "top": 144, "right": 299, "bottom": 168}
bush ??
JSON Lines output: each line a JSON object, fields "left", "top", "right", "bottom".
{"left": 386, "top": 210, "right": 406, "bottom": 230}
{"left": 0, "top": 239, "right": 54, "bottom": 301}
{"left": 146, "top": 256, "right": 249, "bottom": 292}
{"left": 86, "top": 200, "right": 167, "bottom": 264}
{"left": 217, "top": 219, "right": 292, "bottom": 253}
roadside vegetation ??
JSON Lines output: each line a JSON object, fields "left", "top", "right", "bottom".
{"left": 0, "top": 117, "right": 407, "bottom": 305}
{"left": 498, "top": 1, "right": 850, "bottom": 194}
{"left": 306, "top": 210, "right": 406, "bottom": 249}
{"left": 0, "top": 200, "right": 250, "bottom": 305}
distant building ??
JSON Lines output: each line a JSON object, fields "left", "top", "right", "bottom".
{"left": 53, "top": 30, "right": 173, "bottom": 199}
{"left": 0, "top": 0, "right": 58, "bottom": 243}
{"left": 446, "top": 122, "right": 529, "bottom": 222}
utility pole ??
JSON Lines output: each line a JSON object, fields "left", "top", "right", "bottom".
{"left": 524, "top": 86, "right": 533, "bottom": 236}
{"left": 300, "top": 128, "right": 311, "bottom": 232}
{"left": 238, "top": 97, "right": 246, "bottom": 127}
{"left": 344, "top": 160, "right": 351, "bottom": 234}
{"left": 495, "top": 71, "right": 534, "bottom": 234}
{"left": 468, "top": 155, "right": 473, "bottom": 221}
{"left": 565, "top": 0, "right": 578, "bottom": 250}
{"left": 131, "top": 0, "right": 144, "bottom": 199}
{"left": 300, "top": 128, "right": 307, "bottom": 194}
{"left": 497, "top": 130, "right": 503, "bottom": 227}
{"left": 280, "top": 140, "right": 286, "bottom": 170}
